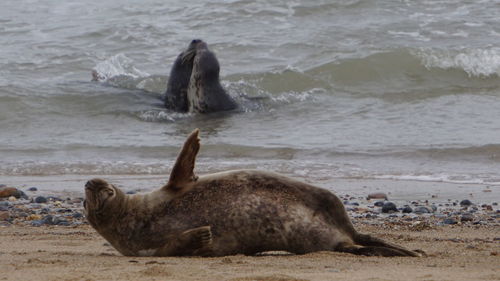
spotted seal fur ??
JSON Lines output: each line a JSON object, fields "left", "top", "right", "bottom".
{"left": 84, "top": 129, "right": 421, "bottom": 257}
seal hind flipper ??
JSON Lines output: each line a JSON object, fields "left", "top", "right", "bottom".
{"left": 155, "top": 226, "right": 213, "bottom": 256}
{"left": 353, "top": 233, "right": 421, "bottom": 257}
{"left": 336, "top": 243, "right": 415, "bottom": 257}
{"left": 164, "top": 129, "right": 200, "bottom": 192}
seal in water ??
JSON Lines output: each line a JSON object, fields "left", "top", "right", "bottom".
{"left": 84, "top": 129, "right": 421, "bottom": 257}
{"left": 164, "top": 40, "right": 237, "bottom": 113}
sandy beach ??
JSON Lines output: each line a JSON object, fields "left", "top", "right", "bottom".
{"left": 1, "top": 176, "right": 499, "bottom": 281}
{"left": 1, "top": 223, "right": 498, "bottom": 281}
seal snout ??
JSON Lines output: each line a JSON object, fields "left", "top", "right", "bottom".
{"left": 85, "top": 178, "right": 108, "bottom": 191}
{"left": 189, "top": 39, "right": 207, "bottom": 50}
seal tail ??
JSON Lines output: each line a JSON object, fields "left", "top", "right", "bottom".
{"left": 351, "top": 233, "right": 421, "bottom": 257}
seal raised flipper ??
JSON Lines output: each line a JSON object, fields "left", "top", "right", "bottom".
{"left": 163, "top": 128, "right": 200, "bottom": 193}
{"left": 154, "top": 226, "right": 213, "bottom": 256}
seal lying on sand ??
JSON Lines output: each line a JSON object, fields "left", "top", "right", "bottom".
{"left": 84, "top": 130, "right": 421, "bottom": 257}
{"left": 164, "top": 40, "right": 237, "bottom": 113}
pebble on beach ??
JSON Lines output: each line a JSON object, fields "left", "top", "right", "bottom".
{"left": 381, "top": 202, "right": 398, "bottom": 213}
{"left": 34, "top": 196, "right": 48, "bottom": 204}
{"left": 443, "top": 218, "right": 458, "bottom": 225}
{"left": 402, "top": 206, "right": 413, "bottom": 213}
{"left": 0, "top": 211, "right": 10, "bottom": 221}
{"left": 0, "top": 187, "right": 28, "bottom": 199}
{"left": 366, "top": 192, "right": 388, "bottom": 200}
{"left": 460, "top": 213, "right": 474, "bottom": 222}
{"left": 460, "top": 199, "right": 472, "bottom": 207}
{"left": 414, "top": 206, "right": 432, "bottom": 214}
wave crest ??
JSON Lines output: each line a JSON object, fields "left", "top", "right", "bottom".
{"left": 415, "top": 48, "right": 500, "bottom": 77}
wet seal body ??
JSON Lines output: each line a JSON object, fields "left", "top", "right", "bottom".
{"left": 164, "top": 40, "right": 237, "bottom": 113}
{"left": 84, "top": 130, "right": 422, "bottom": 257}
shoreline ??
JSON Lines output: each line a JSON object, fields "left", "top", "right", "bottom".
{"left": 2, "top": 174, "right": 498, "bottom": 203}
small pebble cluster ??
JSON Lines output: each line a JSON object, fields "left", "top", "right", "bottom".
{"left": 344, "top": 192, "right": 499, "bottom": 229}
{"left": 0, "top": 186, "right": 498, "bottom": 229}
{"left": 0, "top": 186, "right": 86, "bottom": 227}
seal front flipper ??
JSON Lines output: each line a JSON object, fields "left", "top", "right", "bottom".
{"left": 155, "top": 226, "right": 213, "bottom": 256}
{"left": 163, "top": 129, "right": 200, "bottom": 193}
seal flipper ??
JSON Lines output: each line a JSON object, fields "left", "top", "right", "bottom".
{"left": 336, "top": 243, "right": 415, "bottom": 257}
{"left": 155, "top": 226, "right": 213, "bottom": 256}
{"left": 164, "top": 129, "right": 200, "bottom": 192}
{"left": 353, "top": 233, "right": 421, "bottom": 257}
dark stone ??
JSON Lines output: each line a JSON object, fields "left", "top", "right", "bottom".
{"left": 31, "top": 220, "right": 43, "bottom": 227}
{"left": 374, "top": 201, "right": 385, "bottom": 207}
{"left": 460, "top": 199, "right": 472, "bottom": 207}
{"left": 54, "top": 217, "right": 69, "bottom": 226}
{"left": 492, "top": 202, "right": 498, "bottom": 206}
{"left": 56, "top": 208, "right": 72, "bottom": 213}
{"left": 381, "top": 202, "right": 398, "bottom": 213}
{"left": 27, "top": 187, "right": 38, "bottom": 192}
{"left": 443, "top": 218, "right": 458, "bottom": 225}
{"left": 402, "top": 206, "right": 413, "bottom": 213}
{"left": 18, "top": 190, "right": 28, "bottom": 200}
{"left": 0, "top": 201, "right": 10, "bottom": 207}
{"left": 17, "top": 212, "right": 28, "bottom": 218}
{"left": 430, "top": 205, "right": 437, "bottom": 212}
{"left": 39, "top": 208, "right": 50, "bottom": 214}
{"left": 42, "top": 215, "right": 54, "bottom": 225}
{"left": 0, "top": 205, "right": 8, "bottom": 212}
{"left": 414, "top": 206, "right": 431, "bottom": 214}
{"left": 345, "top": 201, "right": 359, "bottom": 206}
{"left": 72, "top": 212, "right": 83, "bottom": 219}
{"left": 34, "top": 196, "right": 47, "bottom": 204}
{"left": 126, "top": 190, "right": 137, "bottom": 195}
{"left": 461, "top": 213, "right": 474, "bottom": 222}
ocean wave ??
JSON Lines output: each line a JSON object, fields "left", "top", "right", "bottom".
{"left": 415, "top": 48, "right": 500, "bottom": 77}
{"left": 2, "top": 158, "right": 499, "bottom": 187}
{"left": 92, "top": 53, "right": 150, "bottom": 81}
{"left": 91, "top": 56, "right": 323, "bottom": 115}
{"left": 306, "top": 48, "right": 500, "bottom": 97}
{"left": 373, "top": 174, "right": 500, "bottom": 186}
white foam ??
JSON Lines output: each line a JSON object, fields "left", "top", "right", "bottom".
{"left": 92, "top": 54, "right": 149, "bottom": 81}
{"left": 374, "top": 173, "right": 500, "bottom": 186}
{"left": 416, "top": 48, "right": 500, "bottom": 77}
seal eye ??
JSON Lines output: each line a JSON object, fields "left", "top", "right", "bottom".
{"left": 191, "top": 39, "right": 201, "bottom": 44}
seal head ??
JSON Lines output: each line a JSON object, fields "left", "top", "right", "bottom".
{"left": 164, "top": 40, "right": 237, "bottom": 113}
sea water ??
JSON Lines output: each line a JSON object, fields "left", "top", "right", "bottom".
{"left": 1, "top": 0, "right": 500, "bottom": 187}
